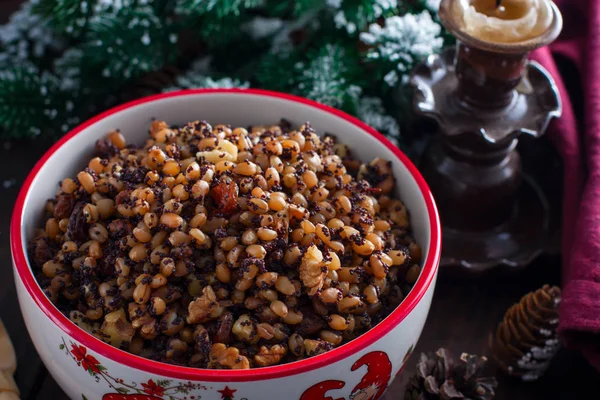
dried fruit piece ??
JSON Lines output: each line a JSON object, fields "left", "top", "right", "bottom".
{"left": 68, "top": 202, "right": 89, "bottom": 242}
{"left": 296, "top": 310, "right": 325, "bottom": 336}
{"left": 31, "top": 237, "right": 55, "bottom": 267}
{"left": 357, "top": 157, "right": 395, "bottom": 194}
{"left": 54, "top": 193, "right": 76, "bottom": 219}
{"left": 211, "top": 181, "right": 239, "bottom": 216}
{"left": 213, "top": 311, "right": 234, "bottom": 344}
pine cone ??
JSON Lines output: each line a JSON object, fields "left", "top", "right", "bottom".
{"left": 405, "top": 348, "right": 497, "bottom": 400}
{"left": 490, "top": 284, "right": 561, "bottom": 382}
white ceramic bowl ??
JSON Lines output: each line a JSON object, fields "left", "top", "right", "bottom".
{"left": 11, "top": 89, "right": 441, "bottom": 400}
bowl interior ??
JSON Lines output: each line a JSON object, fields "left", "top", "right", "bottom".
{"left": 14, "top": 89, "right": 439, "bottom": 378}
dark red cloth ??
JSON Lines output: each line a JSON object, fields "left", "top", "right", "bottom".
{"left": 531, "top": 0, "right": 600, "bottom": 371}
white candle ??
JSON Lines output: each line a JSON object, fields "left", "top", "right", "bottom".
{"left": 451, "top": 0, "right": 553, "bottom": 43}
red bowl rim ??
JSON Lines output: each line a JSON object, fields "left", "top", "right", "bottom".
{"left": 11, "top": 88, "right": 441, "bottom": 382}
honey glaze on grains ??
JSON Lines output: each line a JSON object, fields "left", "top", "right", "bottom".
{"left": 28, "top": 119, "right": 423, "bottom": 369}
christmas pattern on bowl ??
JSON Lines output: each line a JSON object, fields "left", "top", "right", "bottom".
{"left": 60, "top": 337, "right": 410, "bottom": 400}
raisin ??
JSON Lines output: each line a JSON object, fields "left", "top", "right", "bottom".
{"left": 114, "top": 190, "right": 130, "bottom": 206}
{"left": 54, "top": 193, "right": 76, "bottom": 220}
{"left": 31, "top": 237, "right": 55, "bottom": 267}
{"left": 68, "top": 202, "right": 88, "bottom": 242}
{"left": 211, "top": 181, "right": 238, "bottom": 216}
{"left": 296, "top": 309, "right": 325, "bottom": 336}
{"left": 213, "top": 312, "right": 234, "bottom": 344}
{"left": 107, "top": 219, "right": 132, "bottom": 239}
{"left": 94, "top": 138, "right": 118, "bottom": 159}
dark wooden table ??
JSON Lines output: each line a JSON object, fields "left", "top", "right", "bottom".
{"left": 1, "top": 141, "right": 599, "bottom": 400}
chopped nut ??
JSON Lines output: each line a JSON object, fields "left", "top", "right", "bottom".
{"left": 208, "top": 343, "right": 250, "bottom": 369}
{"left": 254, "top": 344, "right": 287, "bottom": 367}
{"left": 299, "top": 245, "right": 326, "bottom": 296}
{"left": 232, "top": 314, "right": 258, "bottom": 343}
{"left": 99, "top": 308, "right": 135, "bottom": 347}
{"left": 187, "top": 286, "right": 219, "bottom": 324}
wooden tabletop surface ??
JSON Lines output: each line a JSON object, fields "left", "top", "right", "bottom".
{"left": 1, "top": 2, "right": 600, "bottom": 399}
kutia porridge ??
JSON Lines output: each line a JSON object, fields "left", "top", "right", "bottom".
{"left": 28, "top": 119, "right": 422, "bottom": 369}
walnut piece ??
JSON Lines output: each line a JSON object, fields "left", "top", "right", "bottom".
{"left": 99, "top": 308, "right": 135, "bottom": 347}
{"left": 254, "top": 344, "right": 287, "bottom": 367}
{"left": 208, "top": 343, "right": 250, "bottom": 369}
{"left": 186, "top": 286, "right": 218, "bottom": 324}
{"left": 299, "top": 245, "right": 326, "bottom": 296}
{"left": 232, "top": 314, "right": 258, "bottom": 343}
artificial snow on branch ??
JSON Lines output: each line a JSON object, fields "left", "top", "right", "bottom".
{"left": 360, "top": 10, "right": 444, "bottom": 87}
{"left": 0, "top": 0, "right": 452, "bottom": 142}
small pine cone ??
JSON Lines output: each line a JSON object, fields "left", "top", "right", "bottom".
{"left": 490, "top": 284, "right": 561, "bottom": 382}
{"left": 405, "top": 348, "right": 497, "bottom": 400}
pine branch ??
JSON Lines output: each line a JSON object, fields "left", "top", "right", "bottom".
{"left": 255, "top": 51, "right": 300, "bottom": 92}
{"left": 176, "top": 0, "right": 262, "bottom": 18}
{"left": 332, "top": 0, "right": 398, "bottom": 35}
{"left": 82, "top": 6, "right": 177, "bottom": 85}
{"left": 0, "top": 1, "right": 66, "bottom": 68}
{"left": 359, "top": 11, "right": 444, "bottom": 90}
{"left": 262, "top": 0, "right": 295, "bottom": 18}
{"left": 164, "top": 57, "right": 250, "bottom": 91}
{"left": 294, "top": 43, "right": 363, "bottom": 112}
{"left": 175, "top": 0, "right": 261, "bottom": 48}
{"left": 31, "top": 0, "right": 98, "bottom": 38}
{"left": 0, "top": 66, "right": 66, "bottom": 138}
{"left": 356, "top": 96, "right": 400, "bottom": 142}
{"left": 294, "top": 0, "right": 323, "bottom": 16}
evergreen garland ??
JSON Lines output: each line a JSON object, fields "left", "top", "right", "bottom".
{"left": 0, "top": 0, "right": 452, "bottom": 144}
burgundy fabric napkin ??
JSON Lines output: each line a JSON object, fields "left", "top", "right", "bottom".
{"left": 531, "top": 0, "right": 600, "bottom": 371}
